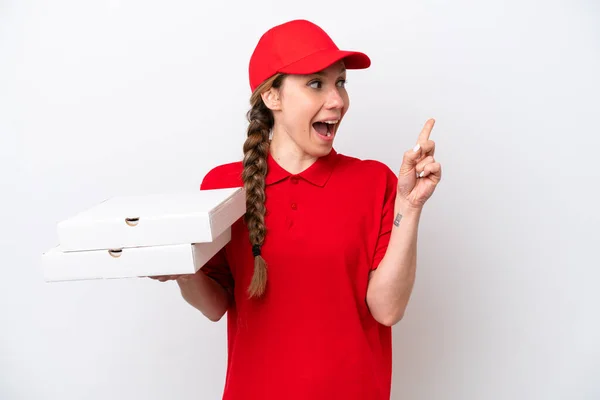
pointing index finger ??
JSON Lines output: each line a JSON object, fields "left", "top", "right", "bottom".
{"left": 417, "top": 118, "right": 435, "bottom": 144}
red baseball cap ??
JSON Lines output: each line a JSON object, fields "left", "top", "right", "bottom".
{"left": 248, "top": 19, "right": 371, "bottom": 92}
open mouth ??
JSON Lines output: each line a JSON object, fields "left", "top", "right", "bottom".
{"left": 312, "top": 119, "right": 339, "bottom": 139}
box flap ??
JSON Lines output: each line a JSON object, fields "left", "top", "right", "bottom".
{"left": 57, "top": 188, "right": 244, "bottom": 251}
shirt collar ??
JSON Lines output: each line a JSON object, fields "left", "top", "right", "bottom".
{"left": 265, "top": 148, "right": 338, "bottom": 187}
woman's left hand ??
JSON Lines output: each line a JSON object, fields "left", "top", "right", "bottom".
{"left": 396, "top": 118, "right": 442, "bottom": 209}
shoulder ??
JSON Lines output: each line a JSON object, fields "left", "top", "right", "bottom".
{"left": 335, "top": 152, "right": 397, "bottom": 186}
{"left": 200, "top": 161, "right": 244, "bottom": 190}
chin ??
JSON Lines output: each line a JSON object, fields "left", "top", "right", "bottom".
{"left": 311, "top": 143, "right": 334, "bottom": 158}
{"left": 309, "top": 128, "right": 337, "bottom": 155}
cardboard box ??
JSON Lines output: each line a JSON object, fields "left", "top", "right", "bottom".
{"left": 41, "top": 228, "right": 231, "bottom": 281}
{"left": 41, "top": 187, "right": 245, "bottom": 281}
{"left": 57, "top": 187, "right": 245, "bottom": 252}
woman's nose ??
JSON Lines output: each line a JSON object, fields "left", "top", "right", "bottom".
{"left": 324, "top": 88, "right": 344, "bottom": 109}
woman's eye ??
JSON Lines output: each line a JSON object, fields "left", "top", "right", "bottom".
{"left": 308, "top": 79, "right": 346, "bottom": 89}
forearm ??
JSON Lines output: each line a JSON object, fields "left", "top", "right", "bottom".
{"left": 176, "top": 272, "right": 231, "bottom": 322}
{"left": 366, "top": 199, "right": 422, "bottom": 326}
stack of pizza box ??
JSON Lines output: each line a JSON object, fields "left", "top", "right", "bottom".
{"left": 41, "top": 188, "right": 245, "bottom": 282}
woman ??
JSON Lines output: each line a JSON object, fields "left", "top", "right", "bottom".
{"left": 153, "top": 19, "right": 441, "bottom": 400}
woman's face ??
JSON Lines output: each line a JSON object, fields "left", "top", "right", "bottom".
{"left": 266, "top": 61, "right": 349, "bottom": 159}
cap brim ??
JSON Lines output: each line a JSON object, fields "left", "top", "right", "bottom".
{"left": 278, "top": 49, "right": 371, "bottom": 75}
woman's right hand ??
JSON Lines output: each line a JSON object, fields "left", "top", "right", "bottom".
{"left": 148, "top": 270, "right": 229, "bottom": 321}
{"left": 148, "top": 274, "right": 194, "bottom": 282}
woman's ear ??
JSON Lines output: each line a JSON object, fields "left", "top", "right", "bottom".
{"left": 261, "top": 88, "right": 281, "bottom": 111}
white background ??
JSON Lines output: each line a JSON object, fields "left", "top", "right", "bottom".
{"left": 1, "top": 1, "right": 599, "bottom": 399}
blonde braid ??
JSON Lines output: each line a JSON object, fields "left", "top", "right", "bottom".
{"left": 242, "top": 74, "right": 284, "bottom": 298}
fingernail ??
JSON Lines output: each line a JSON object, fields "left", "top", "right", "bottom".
{"left": 419, "top": 171, "right": 425, "bottom": 178}
{"left": 413, "top": 144, "right": 420, "bottom": 153}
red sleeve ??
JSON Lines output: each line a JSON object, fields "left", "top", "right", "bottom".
{"left": 371, "top": 166, "right": 398, "bottom": 270}
{"left": 197, "top": 164, "right": 239, "bottom": 291}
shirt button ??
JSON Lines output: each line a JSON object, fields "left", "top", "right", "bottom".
{"left": 291, "top": 203, "right": 297, "bottom": 210}
{"left": 290, "top": 177, "right": 299, "bottom": 184}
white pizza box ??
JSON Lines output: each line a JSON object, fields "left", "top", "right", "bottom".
{"left": 56, "top": 187, "right": 245, "bottom": 252}
{"left": 41, "top": 227, "right": 231, "bottom": 282}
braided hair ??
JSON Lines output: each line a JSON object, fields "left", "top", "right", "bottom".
{"left": 242, "top": 73, "right": 285, "bottom": 298}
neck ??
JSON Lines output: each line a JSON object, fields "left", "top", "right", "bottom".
{"left": 269, "top": 132, "right": 319, "bottom": 175}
